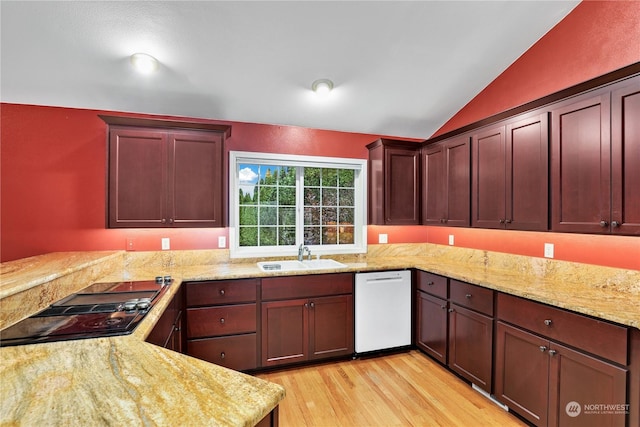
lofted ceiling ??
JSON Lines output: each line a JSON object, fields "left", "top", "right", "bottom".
{"left": 1, "top": 1, "right": 580, "bottom": 139}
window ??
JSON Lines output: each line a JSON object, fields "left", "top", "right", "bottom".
{"left": 229, "top": 151, "right": 367, "bottom": 258}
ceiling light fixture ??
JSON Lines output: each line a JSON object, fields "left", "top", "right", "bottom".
{"left": 130, "top": 52, "right": 159, "bottom": 74}
{"left": 312, "top": 79, "right": 334, "bottom": 97}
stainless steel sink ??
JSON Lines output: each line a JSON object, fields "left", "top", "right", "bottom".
{"left": 257, "top": 259, "right": 347, "bottom": 272}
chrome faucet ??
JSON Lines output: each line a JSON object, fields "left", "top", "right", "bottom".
{"left": 298, "top": 243, "right": 311, "bottom": 261}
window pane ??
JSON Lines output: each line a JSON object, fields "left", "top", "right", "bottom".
{"left": 260, "top": 206, "right": 277, "bottom": 225}
{"left": 322, "top": 188, "right": 337, "bottom": 206}
{"left": 304, "top": 207, "right": 320, "bottom": 225}
{"left": 322, "top": 226, "right": 338, "bottom": 244}
{"left": 304, "top": 188, "right": 320, "bottom": 206}
{"left": 339, "top": 188, "right": 354, "bottom": 206}
{"left": 322, "top": 207, "right": 337, "bottom": 224}
{"left": 280, "top": 187, "right": 296, "bottom": 205}
{"left": 339, "top": 207, "right": 354, "bottom": 224}
{"left": 260, "top": 227, "right": 277, "bottom": 245}
{"left": 279, "top": 227, "right": 296, "bottom": 245}
{"left": 239, "top": 227, "right": 258, "bottom": 246}
{"left": 278, "top": 167, "right": 296, "bottom": 185}
{"left": 322, "top": 168, "right": 338, "bottom": 186}
{"left": 338, "top": 169, "right": 354, "bottom": 187}
{"left": 339, "top": 226, "right": 355, "bottom": 244}
{"left": 304, "top": 226, "right": 320, "bottom": 245}
{"left": 305, "top": 167, "right": 321, "bottom": 186}
{"left": 279, "top": 207, "right": 295, "bottom": 226}
{"left": 239, "top": 206, "right": 258, "bottom": 225}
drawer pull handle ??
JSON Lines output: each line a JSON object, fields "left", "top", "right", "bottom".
{"left": 548, "top": 349, "right": 557, "bottom": 356}
{"left": 220, "top": 318, "right": 225, "bottom": 324}
{"left": 427, "top": 281, "right": 434, "bottom": 286}
{"left": 544, "top": 319, "right": 552, "bottom": 326}
{"left": 539, "top": 346, "right": 547, "bottom": 352}
{"left": 219, "top": 289, "right": 225, "bottom": 296}
{"left": 220, "top": 352, "right": 225, "bottom": 359}
{"left": 465, "top": 293, "right": 472, "bottom": 299}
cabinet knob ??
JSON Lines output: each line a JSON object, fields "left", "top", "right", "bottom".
{"left": 427, "top": 281, "right": 434, "bottom": 286}
{"left": 169, "top": 218, "right": 174, "bottom": 224}
{"left": 220, "top": 352, "right": 225, "bottom": 359}
{"left": 220, "top": 318, "right": 225, "bottom": 324}
{"left": 440, "top": 305, "right": 446, "bottom": 310}
{"left": 612, "top": 221, "right": 620, "bottom": 228}
{"left": 219, "top": 289, "right": 225, "bottom": 296}
{"left": 548, "top": 349, "right": 557, "bottom": 356}
{"left": 174, "top": 326, "right": 181, "bottom": 332}
{"left": 600, "top": 220, "right": 609, "bottom": 227}
{"left": 499, "top": 219, "right": 505, "bottom": 224}
{"left": 544, "top": 319, "right": 552, "bottom": 326}
{"left": 539, "top": 346, "right": 547, "bottom": 352}
{"left": 161, "top": 218, "right": 166, "bottom": 224}
{"left": 304, "top": 303, "right": 309, "bottom": 308}
{"left": 310, "top": 301, "right": 315, "bottom": 308}
{"left": 505, "top": 219, "right": 512, "bottom": 224}
{"left": 465, "top": 293, "right": 472, "bottom": 299}
{"left": 448, "top": 308, "right": 454, "bottom": 313}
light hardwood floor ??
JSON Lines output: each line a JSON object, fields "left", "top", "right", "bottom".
{"left": 256, "top": 350, "right": 527, "bottom": 427}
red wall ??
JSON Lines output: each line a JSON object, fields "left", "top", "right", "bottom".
{"left": 433, "top": 0, "right": 640, "bottom": 137}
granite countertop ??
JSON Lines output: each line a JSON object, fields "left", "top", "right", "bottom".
{"left": 1, "top": 245, "right": 639, "bottom": 426}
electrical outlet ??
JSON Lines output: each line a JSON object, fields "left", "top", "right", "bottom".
{"left": 218, "top": 236, "right": 226, "bottom": 248}
{"left": 161, "top": 238, "right": 170, "bottom": 251}
{"left": 378, "top": 233, "right": 388, "bottom": 244}
{"left": 126, "top": 238, "right": 136, "bottom": 251}
{"left": 544, "top": 243, "right": 554, "bottom": 258}
{"left": 448, "top": 235, "right": 455, "bottom": 246}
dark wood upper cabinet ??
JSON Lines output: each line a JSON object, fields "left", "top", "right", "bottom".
{"left": 472, "top": 113, "right": 549, "bottom": 231}
{"left": 104, "top": 117, "right": 230, "bottom": 228}
{"left": 422, "top": 136, "right": 470, "bottom": 227}
{"left": 551, "top": 92, "right": 611, "bottom": 234}
{"left": 611, "top": 77, "right": 640, "bottom": 235}
{"left": 367, "top": 139, "right": 422, "bottom": 225}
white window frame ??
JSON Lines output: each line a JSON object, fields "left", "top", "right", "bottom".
{"left": 229, "top": 150, "right": 367, "bottom": 259}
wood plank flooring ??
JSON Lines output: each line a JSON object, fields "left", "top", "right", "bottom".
{"left": 256, "top": 350, "right": 527, "bottom": 427}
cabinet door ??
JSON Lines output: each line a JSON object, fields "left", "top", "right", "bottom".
{"left": 495, "top": 322, "right": 550, "bottom": 426}
{"left": 261, "top": 299, "right": 308, "bottom": 367}
{"left": 422, "top": 144, "right": 446, "bottom": 225}
{"left": 309, "top": 295, "right": 353, "bottom": 360}
{"left": 551, "top": 93, "right": 611, "bottom": 233}
{"left": 108, "top": 127, "right": 168, "bottom": 227}
{"left": 384, "top": 147, "right": 421, "bottom": 225}
{"left": 472, "top": 126, "right": 506, "bottom": 229}
{"left": 416, "top": 291, "right": 448, "bottom": 364}
{"left": 170, "top": 130, "right": 224, "bottom": 227}
{"left": 444, "top": 136, "right": 471, "bottom": 227}
{"left": 448, "top": 304, "right": 493, "bottom": 392}
{"left": 611, "top": 78, "right": 640, "bottom": 236}
{"left": 506, "top": 113, "right": 549, "bottom": 231}
{"left": 549, "top": 342, "right": 627, "bottom": 427}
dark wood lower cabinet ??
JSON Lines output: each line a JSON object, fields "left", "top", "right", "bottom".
{"left": 448, "top": 303, "right": 493, "bottom": 391}
{"left": 261, "top": 294, "right": 353, "bottom": 367}
{"left": 188, "top": 334, "right": 257, "bottom": 372}
{"left": 495, "top": 321, "right": 628, "bottom": 427}
{"left": 146, "top": 289, "right": 184, "bottom": 352}
{"left": 415, "top": 290, "right": 448, "bottom": 364}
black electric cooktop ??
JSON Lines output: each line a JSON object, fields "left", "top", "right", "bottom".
{"left": 0, "top": 277, "right": 172, "bottom": 347}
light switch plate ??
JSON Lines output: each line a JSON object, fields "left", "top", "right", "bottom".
{"left": 544, "top": 243, "right": 554, "bottom": 258}
{"left": 161, "top": 238, "right": 170, "bottom": 250}
{"left": 218, "top": 236, "right": 226, "bottom": 248}
{"left": 448, "top": 235, "right": 455, "bottom": 246}
{"left": 378, "top": 233, "right": 388, "bottom": 244}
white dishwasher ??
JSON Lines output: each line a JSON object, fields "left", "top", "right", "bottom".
{"left": 355, "top": 270, "right": 412, "bottom": 354}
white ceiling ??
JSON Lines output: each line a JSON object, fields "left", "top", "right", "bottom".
{"left": 1, "top": 1, "right": 580, "bottom": 139}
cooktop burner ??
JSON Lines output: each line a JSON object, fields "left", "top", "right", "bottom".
{"left": 0, "top": 277, "right": 171, "bottom": 347}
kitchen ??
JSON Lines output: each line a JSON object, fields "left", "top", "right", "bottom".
{"left": 2, "top": 1, "right": 640, "bottom": 426}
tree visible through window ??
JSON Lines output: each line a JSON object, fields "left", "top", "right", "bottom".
{"left": 231, "top": 152, "right": 366, "bottom": 258}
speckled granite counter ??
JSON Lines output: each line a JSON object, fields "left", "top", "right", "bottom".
{"left": 1, "top": 244, "right": 639, "bottom": 426}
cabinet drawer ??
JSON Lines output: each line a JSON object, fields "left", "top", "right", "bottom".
{"left": 497, "top": 293, "right": 628, "bottom": 365}
{"left": 262, "top": 273, "right": 353, "bottom": 301}
{"left": 186, "top": 303, "right": 256, "bottom": 338}
{"left": 186, "top": 279, "right": 258, "bottom": 306}
{"left": 416, "top": 271, "right": 447, "bottom": 298}
{"left": 449, "top": 280, "right": 494, "bottom": 316}
{"left": 188, "top": 334, "right": 257, "bottom": 371}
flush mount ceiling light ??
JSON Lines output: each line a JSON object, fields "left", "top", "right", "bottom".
{"left": 130, "top": 52, "right": 159, "bottom": 74}
{"left": 312, "top": 79, "right": 334, "bottom": 97}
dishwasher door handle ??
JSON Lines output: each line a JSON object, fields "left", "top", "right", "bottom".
{"left": 364, "top": 277, "right": 405, "bottom": 284}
